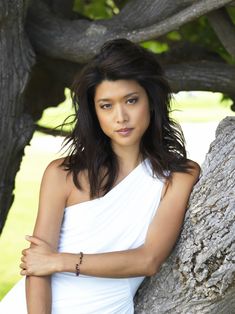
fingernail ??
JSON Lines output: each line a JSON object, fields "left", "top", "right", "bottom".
{"left": 25, "top": 235, "right": 30, "bottom": 239}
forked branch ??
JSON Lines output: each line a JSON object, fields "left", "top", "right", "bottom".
{"left": 26, "top": 0, "right": 233, "bottom": 63}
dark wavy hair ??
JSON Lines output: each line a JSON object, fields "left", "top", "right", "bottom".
{"left": 61, "top": 38, "right": 190, "bottom": 198}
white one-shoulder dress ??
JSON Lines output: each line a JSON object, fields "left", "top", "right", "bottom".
{"left": 0, "top": 159, "right": 164, "bottom": 314}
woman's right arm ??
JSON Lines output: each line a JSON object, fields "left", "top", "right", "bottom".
{"left": 25, "top": 159, "right": 70, "bottom": 314}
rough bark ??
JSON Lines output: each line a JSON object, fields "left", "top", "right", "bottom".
{"left": 208, "top": 8, "right": 235, "bottom": 58}
{"left": 0, "top": 1, "right": 35, "bottom": 233}
{"left": 25, "top": 0, "right": 233, "bottom": 63}
{"left": 134, "top": 116, "right": 235, "bottom": 313}
{"left": 165, "top": 62, "right": 235, "bottom": 98}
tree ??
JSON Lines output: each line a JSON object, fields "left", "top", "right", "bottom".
{"left": 0, "top": 0, "right": 235, "bottom": 314}
{"left": 134, "top": 116, "right": 235, "bottom": 313}
{"left": 0, "top": 0, "right": 234, "bottom": 309}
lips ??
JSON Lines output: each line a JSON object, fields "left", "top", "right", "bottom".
{"left": 116, "top": 128, "right": 134, "bottom": 136}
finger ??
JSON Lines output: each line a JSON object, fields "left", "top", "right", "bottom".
{"left": 21, "top": 249, "right": 27, "bottom": 255}
{"left": 19, "top": 263, "right": 26, "bottom": 270}
{"left": 20, "top": 269, "right": 27, "bottom": 276}
{"left": 21, "top": 256, "right": 25, "bottom": 262}
{"left": 25, "top": 235, "right": 42, "bottom": 246}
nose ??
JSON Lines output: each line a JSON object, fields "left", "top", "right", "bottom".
{"left": 115, "top": 104, "right": 128, "bottom": 123}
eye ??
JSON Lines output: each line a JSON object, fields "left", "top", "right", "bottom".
{"left": 127, "top": 97, "right": 138, "bottom": 105}
{"left": 100, "top": 103, "right": 112, "bottom": 109}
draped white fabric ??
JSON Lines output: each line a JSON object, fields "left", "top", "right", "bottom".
{"left": 0, "top": 159, "right": 164, "bottom": 314}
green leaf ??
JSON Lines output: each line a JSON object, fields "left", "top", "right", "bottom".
{"left": 141, "top": 40, "right": 169, "bottom": 54}
{"left": 73, "top": 0, "right": 119, "bottom": 19}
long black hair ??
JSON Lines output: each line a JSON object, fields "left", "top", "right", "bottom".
{"left": 61, "top": 38, "right": 189, "bottom": 198}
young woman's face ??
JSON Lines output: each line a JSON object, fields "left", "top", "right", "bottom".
{"left": 94, "top": 79, "right": 150, "bottom": 153}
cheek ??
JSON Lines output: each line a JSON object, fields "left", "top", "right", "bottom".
{"left": 137, "top": 105, "right": 150, "bottom": 127}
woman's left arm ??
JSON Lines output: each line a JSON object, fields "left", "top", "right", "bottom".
{"left": 21, "top": 161, "right": 200, "bottom": 278}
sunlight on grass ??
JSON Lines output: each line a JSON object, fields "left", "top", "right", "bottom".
{"left": 171, "top": 91, "right": 233, "bottom": 122}
{"left": 0, "top": 90, "right": 234, "bottom": 300}
{"left": 37, "top": 88, "right": 75, "bottom": 131}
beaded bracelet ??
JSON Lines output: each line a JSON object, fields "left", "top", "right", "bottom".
{"left": 75, "top": 252, "right": 84, "bottom": 276}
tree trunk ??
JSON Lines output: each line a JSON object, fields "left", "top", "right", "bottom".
{"left": 134, "top": 116, "right": 235, "bottom": 313}
{"left": 0, "top": 0, "right": 35, "bottom": 233}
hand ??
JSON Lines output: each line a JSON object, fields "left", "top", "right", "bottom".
{"left": 20, "top": 235, "right": 57, "bottom": 276}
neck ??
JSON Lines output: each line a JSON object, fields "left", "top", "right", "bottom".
{"left": 112, "top": 145, "right": 142, "bottom": 174}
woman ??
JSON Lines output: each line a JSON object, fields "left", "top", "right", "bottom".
{"left": 1, "top": 38, "right": 199, "bottom": 313}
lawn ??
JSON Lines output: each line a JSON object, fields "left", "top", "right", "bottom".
{"left": 0, "top": 91, "right": 234, "bottom": 300}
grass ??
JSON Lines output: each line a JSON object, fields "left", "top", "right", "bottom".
{"left": 0, "top": 90, "right": 234, "bottom": 300}
{"left": 172, "top": 91, "right": 233, "bottom": 122}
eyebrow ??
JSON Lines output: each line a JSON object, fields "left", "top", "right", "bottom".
{"left": 96, "top": 92, "right": 139, "bottom": 103}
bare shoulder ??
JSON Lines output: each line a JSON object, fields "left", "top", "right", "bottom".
{"left": 159, "top": 160, "right": 200, "bottom": 216}
{"left": 185, "top": 159, "right": 201, "bottom": 184}
{"left": 44, "top": 157, "right": 65, "bottom": 173}
{"left": 44, "top": 157, "right": 69, "bottom": 179}
{"left": 160, "top": 160, "right": 200, "bottom": 200}
{"left": 41, "top": 157, "right": 73, "bottom": 198}
{"left": 169, "top": 159, "right": 200, "bottom": 192}
{"left": 187, "top": 159, "right": 201, "bottom": 175}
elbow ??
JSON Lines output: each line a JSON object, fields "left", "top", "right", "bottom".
{"left": 144, "top": 255, "right": 161, "bottom": 277}
{"left": 145, "top": 264, "right": 160, "bottom": 277}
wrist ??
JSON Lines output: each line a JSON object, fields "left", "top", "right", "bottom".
{"left": 51, "top": 252, "right": 84, "bottom": 274}
{"left": 53, "top": 252, "right": 63, "bottom": 273}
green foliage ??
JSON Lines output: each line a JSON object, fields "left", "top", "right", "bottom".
{"left": 179, "top": 16, "right": 234, "bottom": 64}
{"left": 227, "top": 7, "right": 235, "bottom": 23}
{"left": 73, "top": 0, "right": 119, "bottom": 19}
{"left": 167, "top": 31, "right": 182, "bottom": 41}
{"left": 144, "top": 16, "right": 235, "bottom": 64}
{"left": 141, "top": 40, "right": 169, "bottom": 54}
{"left": 73, "top": 1, "right": 235, "bottom": 64}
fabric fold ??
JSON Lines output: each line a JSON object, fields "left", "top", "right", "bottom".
{"left": 0, "top": 159, "right": 165, "bottom": 314}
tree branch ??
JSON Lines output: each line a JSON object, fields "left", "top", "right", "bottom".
{"left": 207, "top": 8, "right": 235, "bottom": 58}
{"left": 36, "top": 50, "right": 234, "bottom": 96}
{"left": 113, "top": 0, "right": 193, "bottom": 29}
{"left": 159, "top": 42, "right": 222, "bottom": 64}
{"left": 26, "top": 0, "right": 233, "bottom": 63}
{"left": 50, "top": 0, "right": 74, "bottom": 18}
{"left": 165, "top": 61, "right": 235, "bottom": 101}
{"left": 47, "top": 0, "right": 90, "bottom": 20}
{"left": 26, "top": 1, "right": 95, "bottom": 63}
{"left": 125, "top": 0, "right": 234, "bottom": 42}
{"left": 113, "top": 0, "right": 129, "bottom": 11}
{"left": 38, "top": 56, "right": 235, "bottom": 104}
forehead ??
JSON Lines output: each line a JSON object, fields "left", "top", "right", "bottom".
{"left": 94, "top": 79, "right": 145, "bottom": 101}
